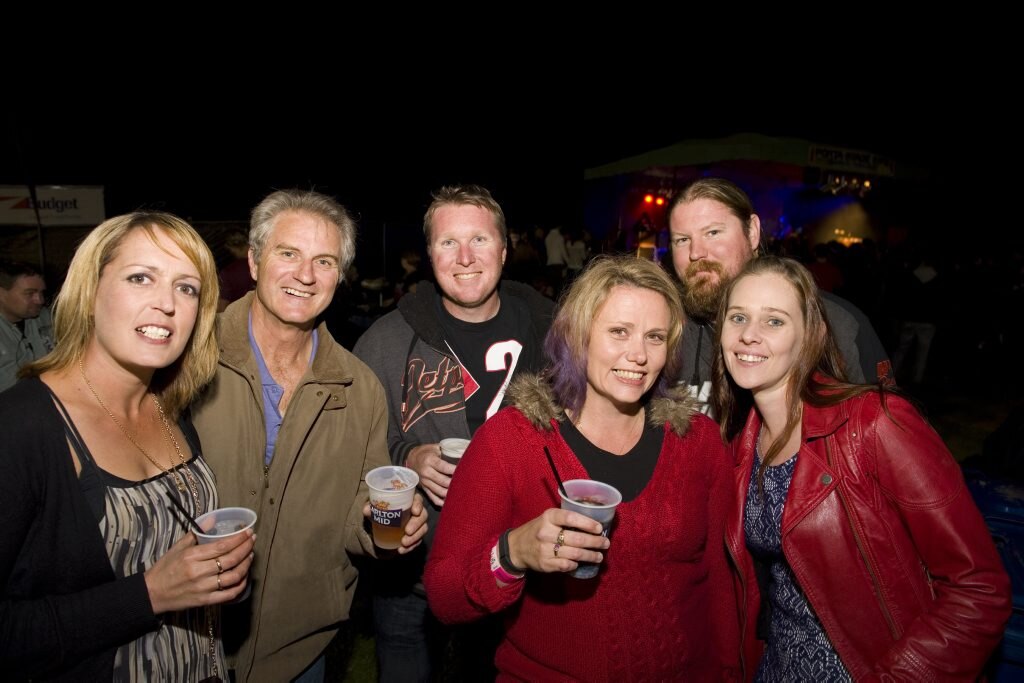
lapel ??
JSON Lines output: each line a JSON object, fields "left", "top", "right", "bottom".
{"left": 780, "top": 401, "right": 849, "bottom": 534}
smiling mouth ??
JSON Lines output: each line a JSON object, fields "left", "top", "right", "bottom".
{"left": 137, "top": 325, "right": 171, "bottom": 340}
{"left": 283, "top": 287, "right": 313, "bottom": 298}
{"left": 736, "top": 353, "right": 766, "bottom": 363}
{"left": 453, "top": 273, "right": 480, "bottom": 280}
{"left": 613, "top": 369, "right": 645, "bottom": 380}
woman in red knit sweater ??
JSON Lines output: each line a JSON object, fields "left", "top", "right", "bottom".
{"left": 424, "top": 256, "right": 740, "bottom": 681}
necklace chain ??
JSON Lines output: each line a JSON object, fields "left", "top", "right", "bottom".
{"left": 78, "top": 359, "right": 199, "bottom": 502}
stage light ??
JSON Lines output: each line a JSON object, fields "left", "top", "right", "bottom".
{"left": 644, "top": 194, "right": 654, "bottom": 204}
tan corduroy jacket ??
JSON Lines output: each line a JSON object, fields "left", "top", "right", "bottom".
{"left": 191, "top": 293, "right": 385, "bottom": 682}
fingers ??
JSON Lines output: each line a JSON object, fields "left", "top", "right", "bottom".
{"left": 407, "top": 445, "right": 453, "bottom": 497}
{"left": 190, "top": 528, "right": 254, "bottom": 560}
{"left": 552, "top": 509, "right": 605, "bottom": 536}
{"left": 512, "top": 510, "right": 610, "bottom": 574}
{"left": 398, "top": 506, "right": 429, "bottom": 553}
{"left": 420, "top": 479, "right": 449, "bottom": 506}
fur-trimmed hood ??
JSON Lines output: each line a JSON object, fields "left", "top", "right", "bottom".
{"left": 505, "top": 373, "right": 701, "bottom": 437}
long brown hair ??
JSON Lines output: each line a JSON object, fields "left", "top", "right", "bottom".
{"left": 711, "top": 257, "right": 884, "bottom": 478}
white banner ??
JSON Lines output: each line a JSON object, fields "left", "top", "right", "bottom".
{"left": 0, "top": 185, "right": 106, "bottom": 226}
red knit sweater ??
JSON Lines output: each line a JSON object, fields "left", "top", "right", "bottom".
{"left": 424, "top": 403, "right": 741, "bottom": 682}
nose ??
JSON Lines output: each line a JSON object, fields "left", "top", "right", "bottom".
{"left": 738, "top": 321, "right": 761, "bottom": 344}
{"left": 689, "top": 236, "right": 707, "bottom": 261}
{"left": 295, "top": 258, "right": 316, "bottom": 285}
{"left": 626, "top": 336, "right": 648, "bottom": 365}
{"left": 153, "top": 284, "right": 176, "bottom": 315}
{"left": 456, "top": 242, "right": 475, "bottom": 267}
{"left": 30, "top": 292, "right": 45, "bottom": 305}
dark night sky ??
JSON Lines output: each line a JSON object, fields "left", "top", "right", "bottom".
{"left": 1, "top": 92, "right": 1007, "bottom": 246}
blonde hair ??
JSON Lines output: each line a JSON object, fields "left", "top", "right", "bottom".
{"left": 24, "top": 212, "right": 220, "bottom": 416}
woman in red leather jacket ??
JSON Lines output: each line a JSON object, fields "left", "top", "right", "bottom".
{"left": 711, "top": 256, "right": 1010, "bottom": 681}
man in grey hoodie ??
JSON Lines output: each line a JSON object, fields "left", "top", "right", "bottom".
{"left": 354, "top": 184, "right": 553, "bottom": 682}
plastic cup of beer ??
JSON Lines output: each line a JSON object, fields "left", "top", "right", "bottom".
{"left": 439, "top": 438, "right": 470, "bottom": 467}
{"left": 195, "top": 507, "right": 257, "bottom": 601}
{"left": 195, "top": 507, "right": 258, "bottom": 543}
{"left": 558, "top": 479, "right": 622, "bottom": 579}
{"left": 366, "top": 466, "right": 419, "bottom": 550}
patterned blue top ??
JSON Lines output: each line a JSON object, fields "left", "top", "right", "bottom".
{"left": 745, "top": 452, "right": 851, "bottom": 682}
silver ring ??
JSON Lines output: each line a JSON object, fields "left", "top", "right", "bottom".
{"left": 553, "top": 528, "right": 565, "bottom": 557}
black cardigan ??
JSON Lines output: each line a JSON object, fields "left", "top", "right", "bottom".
{"left": 0, "top": 378, "right": 163, "bottom": 680}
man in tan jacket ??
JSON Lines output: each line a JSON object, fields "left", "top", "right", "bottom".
{"left": 192, "top": 190, "right": 427, "bottom": 682}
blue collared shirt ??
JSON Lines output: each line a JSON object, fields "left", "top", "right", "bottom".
{"left": 248, "top": 314, "right": 318, "bottom": 466}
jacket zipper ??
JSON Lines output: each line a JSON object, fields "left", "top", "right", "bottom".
{"left": 825, "top": 439, "right": 900, "bottom": 639}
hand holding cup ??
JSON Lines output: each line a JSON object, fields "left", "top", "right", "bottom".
{"left": 506, "top": 507, "right": 609, "bottom": 575}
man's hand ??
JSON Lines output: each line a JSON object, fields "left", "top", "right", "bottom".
{"left": 398, "top": 493, "right": 428, "bottom": 554}
{"left": 405, "top": 443, "right": 456, "bottom": 506}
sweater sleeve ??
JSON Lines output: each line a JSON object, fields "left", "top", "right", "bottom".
{"left": 867, "top": 396, "right": 1011, "bottom": 680}
{"left": 424, "top": 411, "right": 528, "bottom": 623}
{"left": 700, "top": 424, "right": 743, "bottom": 681}
{"left": 0, "top": 389, "right": 159, "bottom": 677}
{"left": 353, "top": 320, "right": 421, "bottom": 467}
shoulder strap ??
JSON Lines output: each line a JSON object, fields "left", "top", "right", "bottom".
{"left": 44, "top": 385, "right": 98, "bottom": 468}
{"left": 43, "top": 384, "right": 107, "bottom": 521}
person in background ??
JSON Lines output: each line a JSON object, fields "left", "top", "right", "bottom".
{"left": 425, "top": 256, "right": 739, "bottom": 681}
{"left": 668, "top": 178, "right": 891, "bottom": 413}
{"left": 191, "top": 190, "right": 428, "bottom": 682}
{"left": 0, "top": 260, "right": 54, "bottom": 392}
{"left": 218, "top": 230, "right": 256, "bottom": 312}
{"left": 714, "top": 256, "right": 1010, "bottom": 681}
{"left": 355, "top": 184, "right": 553, "bottom": 682}
{"left": 1, "top": 212, "right": 254, "bottom": 680}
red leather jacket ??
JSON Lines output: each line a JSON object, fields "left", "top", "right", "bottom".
{"left": 725, "top": 390, "right": 1011, "bottom": 681}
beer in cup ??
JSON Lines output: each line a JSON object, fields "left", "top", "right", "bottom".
{"left": 366, "top": 466, "right": 419, "bottom": 550}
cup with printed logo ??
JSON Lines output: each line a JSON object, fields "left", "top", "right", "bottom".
{"left": 439, "top": 438, "right": 471, "bottom": 467}
{"left": 195, "top": 507, "right": 258, "bottom": 600}
{"left": 558, "top": 479, "right": 622, "bottom": 579}
{"left": 366, "top": 466, "right": 419, "bottom": 550}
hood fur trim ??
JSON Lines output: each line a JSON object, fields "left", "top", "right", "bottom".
{"left": 506, "top": 374, "right": 699, "bottom": 437}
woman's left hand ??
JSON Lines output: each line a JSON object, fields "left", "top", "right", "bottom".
{"left": 362, "top": 493, "right": 428, "bottom": 554}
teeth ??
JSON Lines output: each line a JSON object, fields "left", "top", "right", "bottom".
{"left": 737, "top": 354, "right": 765, "bottom": 362}
{"left": 137, "top": 326, "right": 170, "bottom": 339}
{"left": 283, "top": 288, "right": 312, "bottom": 298}
{"left": 614, "top": 370, "right": 644, "bottom": 380}
{"left": 454, "top": 273, "right": 479, "bottom": 280}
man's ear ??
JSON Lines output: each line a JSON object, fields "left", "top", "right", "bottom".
{"left": 248, "top": 249, "right": 258, "bottom": 281}
{"left": 747, "top": 214, "right": 762, "bottom": 252}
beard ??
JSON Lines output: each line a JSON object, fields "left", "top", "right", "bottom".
{"left": 681, "top": 260, "right": 729, "bottom": 321}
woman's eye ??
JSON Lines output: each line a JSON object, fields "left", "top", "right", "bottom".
{"left": 177, "top": 284, "right": 199, "bottom": 297}
{"left": 127, "top": 273, "right": 149, "bottom": 284}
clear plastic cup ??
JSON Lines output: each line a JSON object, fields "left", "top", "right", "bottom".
{"left": 366, "top": 466, "right": 419, "bottom": 550}
{"left": 558, "top": 479, "right": 622, "bottom": 579}
{"left": 195, "top": 507, "right": 257, "bottom": 601}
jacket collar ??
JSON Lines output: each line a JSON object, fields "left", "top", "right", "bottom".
{"left": 506, "top": 373, "right": 699, "bottom": 437}
{"left": 218, "top": 292, "right": 354, "bottom": 385}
